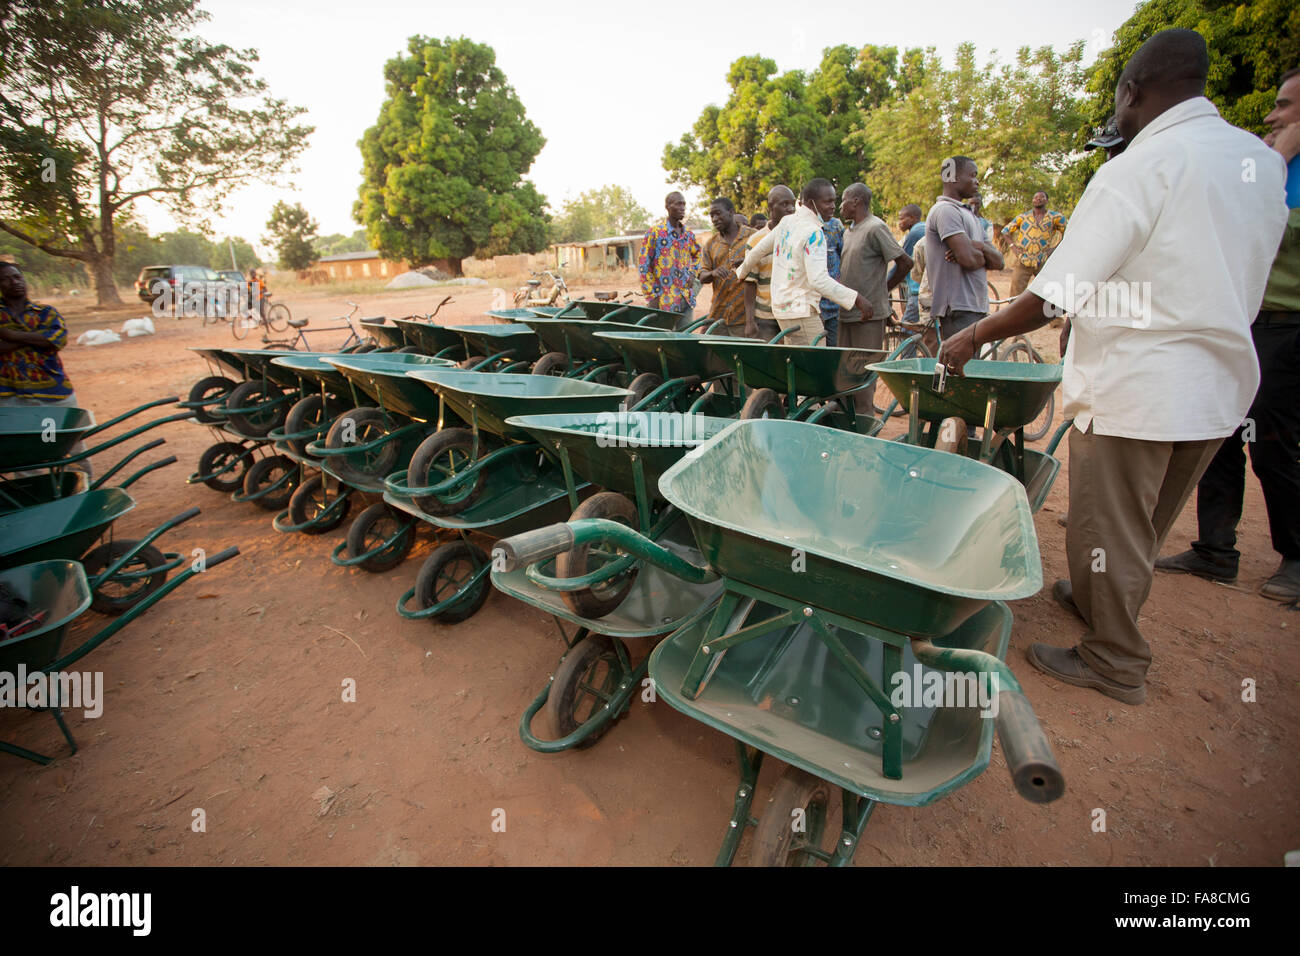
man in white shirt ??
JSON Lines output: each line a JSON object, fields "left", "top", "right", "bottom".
{"left": 735, "top": 178, "right": 871, "bottom": 346}
{"left": 936, "top": 29, "right": 1289, "bottom": 705}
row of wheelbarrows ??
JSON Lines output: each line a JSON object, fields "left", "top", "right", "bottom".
{"left": 178, "top": 298, "right": 1072, "bottom": 866}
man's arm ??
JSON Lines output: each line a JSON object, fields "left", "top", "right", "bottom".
{"left": 698, "top": 238, "right": 719, "bottom": 284}
{"left": 0, "top": 307, "right": 66, "bottom": 350}
{"left": 637, "top": 230, "right": 657, "bottom": 298}
{"left": 743, "top": 281, "right": 758, "bottom": 337}
{"left": 980, "top": 241, "right": 1004, "bottom": 271}
{"left": 735, "top": 229, "right": 775, "bottom": 280}
{"left": 886, "top": 252, "right": 914, "bottom": 292}
{"left": 803, "top": 229, "right": 867, "bottom": 314}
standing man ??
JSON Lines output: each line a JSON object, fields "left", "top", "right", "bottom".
{"left": 925, "top": 157, "right": 1004, "bottom": 343}
{"left": 0, "top": 261, "right": 90, "bottom": 475}
{"left": 1155, "top": 66, "right": 1300, "bottom": 603}
{"left": 698, "top": 198, "right": 756, "bottom": 335}
{"left": 967, "top": 194, "right": 994, "bottom": 243}
{"left": 740, "top": 185, "right": 796, "bottom": 340}
{"left": 816, "top": 192, "right": 846, "bottom": 347}
{"left": 838, "top": 183, "right": 911, "bottom": 353}
{"left": 895, "top": 205, "right": 926, "bottom": 324}
{"left": 1001, "top": 191, "right": 1067, "bottom": 298}
{"left": 735, "top": 179, "right": 872, "bottom": 347}
{"left": 936, "top": 29, "right": 1288, "bottom": 704}
{"left": 638, "top": 191, "right": 700, "bottom": 330}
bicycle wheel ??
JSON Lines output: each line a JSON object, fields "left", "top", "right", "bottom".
{"left": 873, "top": 333, "right": 931, "bottom": 418}
{"left": 267, "top": 303, "right": 291, "bottom": 332}
{"left": 232, "top": 312, "right": 254, "bottom": 340}
{"left": 999, "top": 341, "right": 1055, "bottom": 441}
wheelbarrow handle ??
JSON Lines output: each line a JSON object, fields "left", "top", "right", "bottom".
{"left": 493, "top": 523, "right": 575, "bottom": 571}
{"left": 203, "top": 546, "right": 240, "bottom": 569}
{"left": 995, "top": 690, "right": 1066, "bottom": 804}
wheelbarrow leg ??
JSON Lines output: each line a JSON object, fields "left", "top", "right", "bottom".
{"left": 0, "top": 704, "right": 79, "bottom": 765}
{"left": 715, "top": 742, "right": 763, "bottom": 866}
{"left": 829, "top": 790, "right": 877, "bottom": 867}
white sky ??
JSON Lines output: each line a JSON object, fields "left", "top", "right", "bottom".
{"left": 137, "top": 0, "right": 1143, "bottom": 256}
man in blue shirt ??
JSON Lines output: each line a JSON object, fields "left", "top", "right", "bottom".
{"left": 894, "top": 205, "right": 925, "bottom": 324}
{"left": 807, "top": 183, "right": 845, "bottom": 346}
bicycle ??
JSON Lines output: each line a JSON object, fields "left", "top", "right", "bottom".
{"left": 259, "top": 302, "right": 379, "bottom": 352}
{"left": 231, "top": 290, "right": 291, "bottom": 341}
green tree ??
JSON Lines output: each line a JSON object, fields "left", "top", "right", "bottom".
{"left": 314, "top": 229, "right": 370, "bottom": 257}
{"left": 209, "top": 237, "right": 259, "bottom": 273}
{"left": 355, "top": 36, "right": 549, "bottom": 274}
{"left": 265, "top": 202, "right": 319, "bottom": 272}
{"left": 550, "top": 186, "right": 652, "bottom": 243}
{"left": 0, "top": 0, "right": 312, "bottom": 306}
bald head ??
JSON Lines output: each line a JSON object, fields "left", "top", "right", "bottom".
{"left": 665, "top": 191, "right": 686, "bottom": 226}
{"left": 840, "top": 183, "right": 872, "bottom": 224}
{"left": 767, "top": 185, "right": 794, "bottom": 204}
{"left": 1115, "top": 29, "right": 1209, "bottom": 143}
{"left": 766, "top": 185, "right": 796, "bottom": 227}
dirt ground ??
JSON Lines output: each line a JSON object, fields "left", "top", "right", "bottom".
{"left": 1, "top": 276, "right": 1296, "bottom": 867}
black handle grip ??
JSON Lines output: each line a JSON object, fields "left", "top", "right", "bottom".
{"left": 170, "top": 506, "right": 202, "bottom": 526}
{"left": 155, "top": 455, "right": 178, "bottom": 468}
{"left": 995, "top": 690, "right": 1066, "bottom": 803}
{"left": 204, "top": 546, "right": 240, "bottom": 568}
{"left": 492, "top": 524, "right": 575, "bottom": 572}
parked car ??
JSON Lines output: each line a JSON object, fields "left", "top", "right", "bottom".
{"left": 135, "top": 265, "right": 245, "bottom": 316}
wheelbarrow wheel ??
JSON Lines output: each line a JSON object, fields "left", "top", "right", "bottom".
{"left": 557, "top": 492, "right": 639, "bottom": 618}
{"left": 325, "top": 407, "right": 399, "bottom": 479}
{"left": 346, "top": 502, "right": 414, "bottom": 573}
{"left": 82, "top": 540, "right": 168, "bottom": 615}
{"left": 458, "top": 354, "right": 485, "bottom": 370}
{"left": 740, "top": 387, "right": 785, "bottom": 420}
{"left": 288, "top": 474, "right": 351, "bottom": 534}
{"left": 224, "top": 380, "right": 287, "bottom": 437}
{"left": 414, "top": 541, "right": 491, "bottom": 623}
{"left": 188, "top": 375, "right": 237, "bottom": 424}
{"left": 395, "top": 345, "right": 423, "bottom": 354}
{"left": 284, "top": 393, "right": 340, "bottom": 458}
{"left": 998, "top": 342, "right": 1055, "bottom": 441}
{"left": 242, "top": 454, "right": 299, "bottom": 511}
{"left": 624, "top": 372, "right": 662, "bottom": 411}
{"left": 546, "top": 634, "right": 629, "bottom": 746}
{"left": 351, "top": 342, "right": 379, "bottom": 354}
{"left": 531, "top": 351, "right": 569, "bottom": 376}
{"left": 750, "top": 765, "right": 834, "bottom": 867}
{"left": 199, "top": 441, "right": 254, "bottom": 492}
{"left": 408, "top": 428, "right": 486, "bottom": 516}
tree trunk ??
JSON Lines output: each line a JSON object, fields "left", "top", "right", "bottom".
{"left": 87, "top": 254, "right": 125, "bottom": 308}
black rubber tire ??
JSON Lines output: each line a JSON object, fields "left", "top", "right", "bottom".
{"left": 395, "top": 346, "right": 424, "bottom": 354}
{"left": 556, "top": 492, "right": 640, "bottom": 618}
{"left": 324, "top": 407, "right": 400, "bottom": 479}
{"left": 242, "top": 454, "right": 299, "bottom": 511}
{"left": 407, "top": 428, "right": 486, "bottom": 516}
{"left": 345, "top": 502, "right": 414, "bottom": 573}
{"left": 266, "top": 303, "right": 291, "bottom": 332}
{"left": 413, "top": 541, "right": 491, "bottom": 623}
{"left": 224, "top": 380, "right": 286, "bottom": 437}
{"left": 624, "top": 372, "right": 662, "bottom": 411}
{"left": 740, "top": 387, "right": 785, "bottom": 420}
{"left": 545, "top": 634, "right": 629, "bottom": 746}
{"left": 231, "top": 310, "right": 252, "bottom": 340}
{"left": 997, "top": 342, "right": 1055, "bottom": 441}
{"left": 188, "top": 375, "right": 237, "bottom": 425}
{"left": 284, "top": 394, "right": 338, "bottom": 458}
{"left": 351, "top": 342, "right": 379, "bottom": 354}
{"left": 458, "top": 354, "right": 485, "bottom": 370}
{"left": 531, "top": 351, "right": 569, "bottom": 376}
{"left": 199, "top": 441, "right": 254, "bottom": 492}
{"left": 287, "top": 473, "right": 351, "bottom": 534}
{"left": 81, "top": 541, "right": 168, "bottom": 616}
{"left": 749, "top": 765, "right": 835, "bottom": 867}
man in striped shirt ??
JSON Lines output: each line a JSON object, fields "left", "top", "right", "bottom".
{"left": 740, "top": 185, "right": 795, "bottom": 340}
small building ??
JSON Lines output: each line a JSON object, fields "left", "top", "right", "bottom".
{"left": 551, "top": 234, "right": 646, "bottom": 273}
{"left": 314, "top": 250, "right": 407, "bottom": 281}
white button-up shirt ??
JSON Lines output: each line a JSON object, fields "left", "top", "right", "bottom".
{"left": 1030, "top": 97, "right": 1287, "bottom": 441}
{"left": 735, "top": 204, "right": 858, "bottom": 318}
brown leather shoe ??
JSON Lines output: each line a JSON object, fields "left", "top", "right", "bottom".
{"left": 1026, "top": 643, "right": 1146, "bottom": 705}
{"left": 1052, "top": 579, "right": 1085, "bottom": 623}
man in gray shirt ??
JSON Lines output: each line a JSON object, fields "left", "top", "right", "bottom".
{"left": 924, "top": 156, "right": 1004, "bottom": 343}
{"left": 838, "top": 183, "right": 912, "bottom": 353}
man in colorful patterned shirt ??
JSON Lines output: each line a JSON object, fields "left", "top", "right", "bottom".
{"left": 1001, "top": 192, "right": 1067, "bottom": 297}
{"left": 698, "top": 198, "right": 756, "bottom": 334}
{"left": 638, "top": 191, "right": 700, "bottom": 329}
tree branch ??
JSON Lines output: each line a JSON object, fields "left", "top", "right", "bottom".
{"left": 0, "top": 221, "right": 90, "bottom": 262}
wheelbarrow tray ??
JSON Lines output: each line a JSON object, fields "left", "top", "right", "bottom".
{"left": 359, "top": 317, "right": 406, "bottom": 350}
{"left": 593, "top": 329, "right": 735, "bottom": 380}
{"left": 705, "top": 340, "right": 888, "bottom": 396}
{"left": 492, "top": 513, "right": 725, "bottom": 638}
{"left": 324, "top": 353, "right": 458, "bottom": 421}
{"left": 454, "top": 323, "right": 543, "bottom": 363}
{"left": 391, "top": 318, "right": 467, "bottom": 358}
{"left": 270, "top": 354, "right": 352, "bottom": 393}
{"left": 225, "top": 348, "right": 318, "bottom": 389}
{"left": 658, "top": 420, "right": 1041, "bottom": 638}
{"left": 405, "top": 369, "right": 630, "bottom": 441}
{"left": 869, "top": 358, "right": 1062, "bottom": 430}
{"left": 0, "top": 406, "right": 96, "bottom": 468}
{"left": 648, "top": 599, "right": 1011, "bottom": 806}
{"left": 601, "top": 304, "right": 684, "bottom": 329}
{"left": 552, "top": 300, "right": 638, "bottom": 322}
{"left": 506, "top": 412, "right": 733, "bottom": 500}
{"left": 0, "top": 473, "right": 86, "bottom": 515}
{"left": 0, "top": 560, "right": 93, "bottom": 676}
{"left": 189, "top": 346, "right": 250, "bottom": 379}
{"left": 486, "top": 307, "right": 563, "bottom": 323}
{"left": 522, "top": 318, "right": 668, "bottom": 364}
{"left": 0, "top": 488, "right": 135, "bottom": 570}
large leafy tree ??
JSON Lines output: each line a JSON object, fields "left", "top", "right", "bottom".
{"left": 264, "top": 201, "right": 318, "bottom": 271}
{"left": 356, "top": 36, "right": 549, "bottom": 274}
{"left": 0, "top": 0, "right": 311, "bottom": 306}
{"left": 550, "top": 186, "right": 652, "bottom": 243}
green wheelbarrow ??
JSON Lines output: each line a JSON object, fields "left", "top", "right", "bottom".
{"left": 492, "top": 410, "right": 733, "bottom": 751}
{"left": 592, "top": 327, "right": 746, "bottom": 413}
{"left": 452, "top": 323, "right": 543, "bottom": 372}
{"left": 390, "top": 318, "right": 469, "bottom": 361}
{"left": 381, "top": 370, "right": 632, "bottom": 624}
{"left": 869, "top": 357, "right": 1068, "bottom": 512}
{"left": 495, "top": 418, "right": 1064, "bottom": 866}
{"left": 518, "top": 309, "right": 712, "bottom": 382}
{"left": 0, "top": 548, "right": 239, "bottom": 764}
{"left": 486, "top": 306, "right": 564, "bottom": 323}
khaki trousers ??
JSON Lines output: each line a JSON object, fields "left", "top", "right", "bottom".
{"left": 836, "top": 319, "right": 885, "bottom": 416}
{"left": 1066, "top": 425, "right": 1223, "bottom": 685}
{"left": 1009, "top": 259, "right": 1041, "bottom": 298}
{"left": 775, "top": 310, "right": 824, "bottom": 346}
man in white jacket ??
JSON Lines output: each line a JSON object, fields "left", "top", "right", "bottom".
{"left": 735, "top": 178, "right": 872, "bottom": 345}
